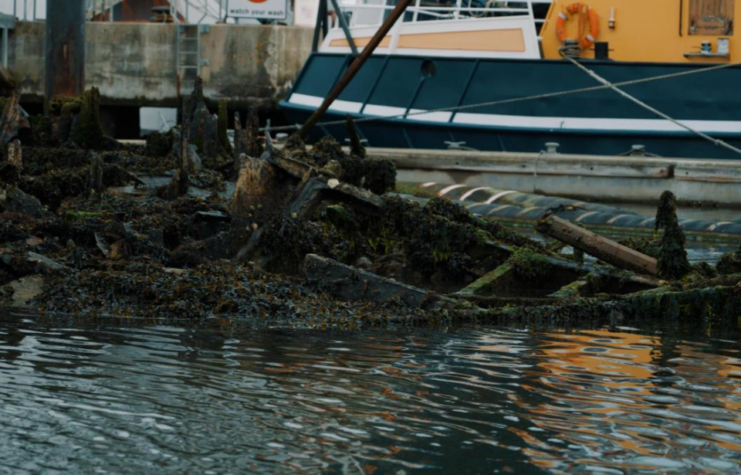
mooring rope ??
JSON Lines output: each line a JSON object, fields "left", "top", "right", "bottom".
{"left": 263, "top": 59, "right": 741, "bottom": 134}
{"left": 564, "top": 56, "right": 741, "bottom": 157}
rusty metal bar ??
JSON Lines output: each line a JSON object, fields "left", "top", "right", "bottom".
{"left": 44, "top": 0, "right": 86, "bottom": 110}
{"left": 298, "top": 0, "right": 413, "bottom": 139}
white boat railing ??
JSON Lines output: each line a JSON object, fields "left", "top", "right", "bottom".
{"left": 331, "top": 0, "right": 552, "bottom": 29}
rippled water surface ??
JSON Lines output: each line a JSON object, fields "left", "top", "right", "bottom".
{"left": 2, "top": 311, "right": 741, "bottom": 474}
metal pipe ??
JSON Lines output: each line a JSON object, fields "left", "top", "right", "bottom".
{"left": 298, "top": 0, "right": 413, "bottom": 138}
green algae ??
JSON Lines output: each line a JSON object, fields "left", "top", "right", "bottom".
{"left": 509, "top": 247, "right": 555, "bottom": 284}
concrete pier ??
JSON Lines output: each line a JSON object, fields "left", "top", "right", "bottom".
{"left": 9, "top": 21, "right": 313, "bottom": 110}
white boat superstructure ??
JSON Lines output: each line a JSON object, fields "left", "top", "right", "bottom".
{"left": 320, "top": 0, "right": 552, "bottom": 58}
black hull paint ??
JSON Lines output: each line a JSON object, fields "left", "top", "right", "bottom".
{"left": 281, "top": 53, "right": 741, "bottom": 159}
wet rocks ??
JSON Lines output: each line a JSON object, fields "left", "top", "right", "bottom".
{"left": 0, "top": 186, "right": 44, "bottom": 217}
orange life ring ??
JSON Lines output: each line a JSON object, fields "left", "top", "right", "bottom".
{"left": 555, "top": 3, "right": 600, "bottom": 50}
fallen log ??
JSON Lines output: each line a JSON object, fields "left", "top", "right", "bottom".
{"left": 536, "top": 215, "right": 658, "bottom": 275}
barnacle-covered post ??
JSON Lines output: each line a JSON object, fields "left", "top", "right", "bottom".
{"left": 346, "top": 116, "right": 366, "bottom": 158}
{"left": 44, "top": 0, "right": 86, "bottom": 112}
{"left": 655, "top": 191, "right": 690, "bottom": 280}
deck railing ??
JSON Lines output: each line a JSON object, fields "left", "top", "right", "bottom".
{"left": 332, "top": 0, "right": 552, "bottom": 29}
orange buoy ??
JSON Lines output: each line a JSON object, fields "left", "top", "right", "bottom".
{"left": 555, "top": 3, "right": 600, "bottom": 50}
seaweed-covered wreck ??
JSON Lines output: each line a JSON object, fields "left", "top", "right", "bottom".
{"left": 1, "top": 83, "right": 741, "bottom": 336}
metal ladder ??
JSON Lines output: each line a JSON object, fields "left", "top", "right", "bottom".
{"left": 176, "top": 23, "right": 210, "bottom": 94}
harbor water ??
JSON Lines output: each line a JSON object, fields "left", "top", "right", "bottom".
{"left": 2, "top": 309, "right": 741, "bottom": 474}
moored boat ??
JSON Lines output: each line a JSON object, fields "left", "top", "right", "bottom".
{"left": 281, "top": 0, "right": 741, "bottom": 159}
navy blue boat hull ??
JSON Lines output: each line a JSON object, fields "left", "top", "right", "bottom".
{"left": 281, "top": 53, "right": 741, "bottom": 159}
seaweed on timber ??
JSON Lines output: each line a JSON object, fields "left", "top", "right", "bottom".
{"left": 0, "top": 84, "right": 738, "bottom": 336}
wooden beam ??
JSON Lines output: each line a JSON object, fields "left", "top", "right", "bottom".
{"left": 536, "top": 215, "right": 658, "bottom": 275}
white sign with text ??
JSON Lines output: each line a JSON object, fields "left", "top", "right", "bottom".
{"left": 227, "top": 0, "right": 288, "bottom": 21}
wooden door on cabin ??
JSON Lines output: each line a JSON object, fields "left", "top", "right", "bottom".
{"left": 689, "top": 0, "right": 735, "bottom": 35}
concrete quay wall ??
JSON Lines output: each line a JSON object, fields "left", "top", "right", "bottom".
{"left": 9, "top": 21, "right": 313, "bottom": 110}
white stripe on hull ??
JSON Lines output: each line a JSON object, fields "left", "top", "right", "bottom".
{"left": 287, "top": 93, "right": 741, "bottom": 134}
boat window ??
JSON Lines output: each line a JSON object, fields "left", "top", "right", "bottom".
{"left": 689, "top": 0, "right": 734, "bottom": 35}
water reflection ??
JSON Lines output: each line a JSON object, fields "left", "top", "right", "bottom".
{"left": 1, "top": 312, "right": 740, "bottom": 474}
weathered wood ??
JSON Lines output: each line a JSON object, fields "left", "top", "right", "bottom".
{"left": 304, "top": 254, "right": 440, "bottom": 308}
{"left": 0, "top": 94, "right": 30, "bottom": 145}
{"left": 369, "top": 148, "right": 674, "bottom": 179}
{"left": 88, "top": 153, "right": 104, "bottom": 193}
{"left": 285, "top": 174, "right": 384, "bottom": 220}
{"left": 7, "top": 140, "right": 21, "bottom": 169}
{"left": 454, "top": 263, "right": 515, "bottom": 297}
{"left": 537, "top": 215, "right": 658, "bottom": 275}
{"left": 231, "top": 154, "right": 293, "bottom": 221}
{"left": 182, "top": 78, "right": 224, "bottom": 159}
{"left": 285, "top": 172, "right": 328, "bottom": 219}
{"left": 549, "top": 279, "right": 590, "bottom": 299}
{"left": 266, "top": 150, "right": 312, "bottom": 179}
{"left": 245, "top": 107, "right": 262, "bottom": 158}
{"left": 233, "top": 111, "right": 245, "bottom": 159}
